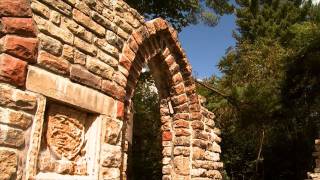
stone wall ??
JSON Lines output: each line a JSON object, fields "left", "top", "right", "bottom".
{"left": 0, "top": 0, "right": 222, "bottom": 179}
{"left": 307, "top": 139, "right": 320, "bottom": 180}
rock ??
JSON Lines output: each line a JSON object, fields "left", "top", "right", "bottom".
{"left": 0, "top": 148, "right": 17, "bottom": 180}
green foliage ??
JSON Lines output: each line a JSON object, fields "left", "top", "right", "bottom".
{"left": 197, "top": 0, "right": 320, "bottom": 179}
{"left": 131, "top": 72, "right": 162, "bottom": 179}
{"left": 125, "top": 0, "right": 234, "bottom": 31}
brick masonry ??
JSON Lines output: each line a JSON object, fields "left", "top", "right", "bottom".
{"left": 0, "top": 0, "right": 223, "bottom": 179}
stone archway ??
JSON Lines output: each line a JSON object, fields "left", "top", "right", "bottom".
{"left": 117, "top": 18, "right": 223, "bottom": 179}
{"left": 0, "top": 0, "right": 222, "bottom": 179}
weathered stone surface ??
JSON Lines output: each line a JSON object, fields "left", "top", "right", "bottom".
{"left": 101, "top": 79, "right": 126, "bottom": 101}
{"left": 31, "top": 0, "right": 50, "bottom": 18}
{"left": 97, "top": 50, "right": 118, "bottom": 68}
{"left": 0, "top": 1, "right": 223, "bottom": 178}
{"left": 38, "top": 0, "right": 72, "bottom": 16}
{"left": 0, "top": 0, "right": 32, "bottom": 17}
{"left": 50, "top": 11, "right": 61, "bottom": 25}
{"left": 62, "top": 17, "right": 93, "bottom": 43}
{"left": 174, "top": 156, "right": 190, "bottom": 176}
{"left": 38, "top": 51, "right": 70, "bottom": 75}
{"left": 70, "top": 64, "right": 101, "bottom": 89}
{"left": 0, "top": 107, "right": 32, "bottom": 129}
{"left": 73, "top": 9, "right": 105, "bottom": 36}
{"left": 47, "top": 104, "right": 86, "bottom": 160}
{"left": 86, "top": 56, "right": 114, "bottom": 80}
{"left": 101, "top": 144, "right": 121, "bottom": 167}
{"left": 174, "top": 147, "right": 190, "bottom": 156}
{"left": 0, "top": 83, "right": 37, "bottom": 111}
{"left": 0, "top": 35, "right": 38, "bottom": 63}
{"left": 74, "top": 49, "right": 86, "bottom": 65}
{"left": 104, "top": 118, "right": 122, "bottom": 145}
{"left": 94, "top": 37, "right": 119, "bottom": 58}
{"left": 38, "top": 33, "right": 62, "bottom": 56}
{"left": 0, "top": 54, "right": 27, "bottom": 86}
{"left": 33, "top": 15, "right": 73, "bottom": 45}
{"left": 74, "top": 37, "right": 97, "bottom": 56}
{"left": 0, "top": 148, "right": 18, "bottom": 180}
{"left": 100, "top": 167, "right": 120, "bottom": 179}
{"left": 62, "top": 44, "right": 74, "bottom": 62}
{"left": 26, "top": 66, "right": 116, "bottom": 116}
{"left": 0, "top": 125, "right": 24, "bottom": 147}
{"left": 0, "top": 17, "right": 36, "bottom": 37}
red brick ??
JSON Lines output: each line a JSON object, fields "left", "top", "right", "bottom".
{"left": 0, "top": 0, "right": 32, "bottom": 17}
{"left": 162, "top": 131, "right": 172, "bottom": 141}
{"left": 101, "top": 79, "right": 126, "bottom": 101}
{"left": 173, "top": 120, "right": 189, "bottom": 128}
{"left": 1, "top": 35, "right": 38, "bottom": 63}
{"left": 0, "top": 54, "right": 27, "bottom": 86}
{"left": 117, "top": 101, "right": 124, "bottom": 119}
{"left": 119, "top": 54, "right": 132, "bottom": 71}
{"left": 122, "top": 44, "right": 136, "bottom": 61}
{"left": 70, "top": 65, "right": 102, "bottom": 89}
{"left": 0, "top": 17, "right": 36, "bottom": 36}
{"left": 38, "top": 51, "right": 70, "bottom": 75}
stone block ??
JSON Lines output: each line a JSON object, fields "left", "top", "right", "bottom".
{"left": 0, "top": 17, "right": 36, "bottom": 37}
{"left": 162, "top": 131, "right": 172, "bottom": 141}
{"left": 62, "top": 44, "right": 74, "bottom": 62}
{"left": 50, "top": 11, "right": 61, "bottom": 25}
{"left": 0, "top": 107, "right": 32, "bottom": 130}
{"left": 0, "top": 124, "right": 24, "bottom": 147}
{"left": 0, "top": 35, "right": 38, "bottom": 63}
{"left": 33, "top": 15, "right": 73, "bottom": 45}
{"left": 38, "top": 33, "right": 63, "bottom": 56}
{"left": 104, "top": 118, "right": 122, "bottom": 145}
{"left": 100, "top": 167, "right": 120, "bottom": 179}
{"left": 38, "top": 51, "right": 70, "bottom": 75}
{"left": 74, "top": 37, "right": 97, "bottom": 56}
{"left": 0, "top": 0, "right": 32, "bottom": 17}
{"left": 61, "top": 17, "right": 93, "bottom": 43}
{"left": 0, "top": 54, "right": 27, "bottom": 87}
{"left": 174, "top": 147, "right": 190, "bottom": 156}
{"left": 73, "top": 9, "right": 105, "bottom": 37}
{"left": 74, "top": 49, "right": 86, "bottom": 65}
{"left": 101, "top": 79, "right": 126, "bottom": 101}
{"left": 70, "top": 64, "right": 101, "bottom": 89}
{"left": 0, "top": 148, "right": 18, "bottom": 180}
{"left": 91, "top": 11, "right": 113, "bottom": 30}
{"left": 101, "top": 144, "right": 121, "bottom": 167}
{"left": 26, "top": 66, "right": 116, "bottom": 116}
{"left": 38, "top": 0, "right": 72, "bottom": 16}
{"left": 97, "top": 50, "right": 118, "bottom": 68}
{"left": 174, "top": 136, "right": 190, "bottom": 146}
{"left": 174, "top": 156, "right": 190, "bottom": 176}
{"left": 86, "top": 56, "right": 114, "bottom": 80}
{"left": 93, "top": 37, "right": 119, "bottom": 58}
{"left": 31, "top": 0, "right": 50, "bottom": 18}
{"left": 0, "top": 83, "right": 37, "bottom": 112}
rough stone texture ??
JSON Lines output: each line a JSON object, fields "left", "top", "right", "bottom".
{"left": 0, "top": 54, "right": 27, "bottom": 87}
{"left": 307, "top": 139, "right": 320, "bottom": 180}
{"left": 0, "top": 148, "right": 18, "bottom": 180}
{"left": 0, "top": 0, "right": 222, "bottom": 179}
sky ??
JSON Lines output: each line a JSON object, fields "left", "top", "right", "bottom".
{"left": 179, "top": 14, "right": 236, "bottom": 79}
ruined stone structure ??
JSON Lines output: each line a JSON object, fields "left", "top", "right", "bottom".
{"left": 0, "top": 0, "right": 223, "bottom": 179}
{"left": 307, "top": 139, "right": 320, "bottom": 180}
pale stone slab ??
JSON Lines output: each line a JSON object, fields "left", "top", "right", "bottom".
{"left": 26, "top": 66, "right": 116, "bottom": 117}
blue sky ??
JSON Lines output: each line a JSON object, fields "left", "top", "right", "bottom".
{"left": 179, "top": 14, "right": 236, "bottom": 79}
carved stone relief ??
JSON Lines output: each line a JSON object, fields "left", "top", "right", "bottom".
{"left": 37, "top": 103, "right": 97, "bottom": 176}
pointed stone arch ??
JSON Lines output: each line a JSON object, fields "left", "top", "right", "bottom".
{"left": 118, "top": 18, "right": 222, "bottom": 179}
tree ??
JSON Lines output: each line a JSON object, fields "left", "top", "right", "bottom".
{"left": 125, "top": 0, "right": 234, "bottom": 31}
{"left": 197, "top": 0, "right": 320, "bottom": 179}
